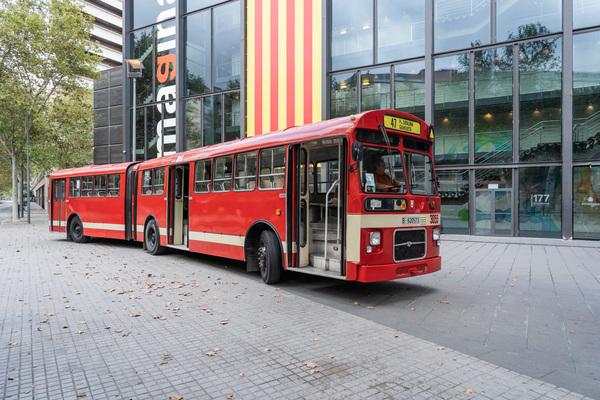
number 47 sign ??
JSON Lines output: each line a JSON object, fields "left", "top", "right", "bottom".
{"left": 531, "top": 194, "right": 550, "bottom": 206}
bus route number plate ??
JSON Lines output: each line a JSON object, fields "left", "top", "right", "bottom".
{"left": 384, "top": 115, "right": 420, "bottom": 135}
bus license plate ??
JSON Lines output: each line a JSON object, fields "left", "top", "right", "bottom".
{"left": 384, "top": 115, "right": 420, "bottom": 135}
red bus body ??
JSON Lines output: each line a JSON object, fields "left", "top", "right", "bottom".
{"left": 49, "top": 110, "right": 441, "bottom": 283}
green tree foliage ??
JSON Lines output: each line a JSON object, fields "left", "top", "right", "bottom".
{"left": 0, "top": 0, "right": 99, "bottom": 219}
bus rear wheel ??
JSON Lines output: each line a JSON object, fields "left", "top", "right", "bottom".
{"left": 257, "top": 230, "right": 282, "bottom": 284}
{"left": 69, "top": 216, "right": 89, "bottom": 243}
{"left": 144, "top": 219, "right": 165, "bottom": 255}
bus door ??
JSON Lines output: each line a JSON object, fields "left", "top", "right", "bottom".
{"left": 51, "top": 179, "right": 67, "bottom": 232}
{"left": 168, "top": 164, "right": 189, "bottom": 247}
{"left": 291, "top": 138, "right": 346, "bottom": 277}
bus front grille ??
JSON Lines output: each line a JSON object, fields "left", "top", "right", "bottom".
{"left": 394, "top": 229, "right": 426, "bottom": 262}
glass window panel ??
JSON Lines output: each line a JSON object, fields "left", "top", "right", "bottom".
{"left": 394, "top": 61, "right": 425, "bottom": 120}
{"left": 69, "top": 177, "right": 81, "bottom": 198}
{"left": 154, "top": 168, "right": 165, "bottom": 195}
{"left": 573, "top": 0, "right": 600, "bottom": 29}
{"left": 474, "top": 47, "right": 513, "bottom": 164}
{"left": 406, "top": 153, "right": 435, "bottom": 195}
{"left": 213, "top": 1, "right": 241, "bottom": 91}
{"left": 146, "top": 106, "right": 160, "bottom": 160}
{"left": 135, "top": 107, "right": 146, "bottom": 160}
{"left": 331, "top": 0, "right": 373, "bottom": 70}
{"left": 203, "top": 95, "right": 223, "bottom": 146}
{"left": 377, "top": 0, "right": 424, "bottom": 62}
{"left": 108, "top": 175, "right": 120, "bottom": 197}
{"left": 361, "top": 67, "right": 391, "bottom": 112}
{"left": 434, "top": 54, "right": 469, "bottom": 165}
{"left": 224, "top": 92, "right": 241, "bottom": 142}
{"left": 496, "top": 0, "right": 562, "bottom": 42}
{"left": 360, "top": 147, "right": 407, "bottom": 194}
{"left": 186, "top": 0, "right": 223, "bottom": 13}
{"left": 474, "top": 168, "right": 512, "bottom": 188}
{"left": 185, "top": 98, "right": 202, "bottom": 150}
{"left": 573, "top": 31, "right": 600, "bottom": 161}
{"left": 330, "top": 71, "right": 358, "bottom": 118}
{"left": 131, "top": 27, "right": 155, "bottom": 105}
{"left": 133, "top": 0, "right": 172, "bottom": 29}
{"left": 434, "top": 0, "right": 490, "bottom": 53}
{"left": 185, "top": 10, "right": 211, "bottom": 95}
{"left": 519, "top": 38, "right": 562, "bottom": 162}
{"left": 519, "top": 166, "right": 562, "bottom": 237}
{"left": 142, "top": 170, "right": 153, "bottom": 195}
{"left": 194, "top": 160, "right": 212, "bottom": 193}
{"left": 439, "top": 170, "right": 469, "bottom": 233}
{"left": 259, "top": 147, "right": 286, "bottom": 190}
{"left": 214, "top": 156, "right": 233, "bottom": 192}
{"left": 93, "top": 175, "right": 107, "bottom": 197}
{"left": 81, "top": 176, "right": 93, "bottom": 197}
{"left": 573, "top": 166, "right": 600, "bottom": 239}
{"left": 234, "top": 151, "right": 257, "bottom": 191}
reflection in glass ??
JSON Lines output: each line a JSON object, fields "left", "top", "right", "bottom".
{"left": 135, "top": 107, "right": 145, "bottom": 160}
{"left": 185, "top": 98, "right": 202, "bottom": 150}
{"left": 434, "top": 0, "right": 490, "bottom": 52}
{"left": 519, "top": 38, "right": 562, "bottom": 162}
{"left": 361, "top": 67, "right": 391, "bottom": 112}
{"left": 573, "top": 166, "right": 600, "bottom": 239}
{"left": 224, "top": 92, "right": 241, "bottom": 142}
{"left": 186, "top": 0, "right": 222, "bottom": 13}
{"left": 496, "top": 0, "right": 561, "bottom": 42}
{"left": 573, "top": 0, "right": 600, "bottom": 29}
{"left": 377, "top": 0, "right": 424, "bottom": 62}
{"left": 519, "top": 167, "right": 562, "bottom": 238}
{"left": 394, "top": 61, "right": 425, "bottom": 120}
{"left": 474, "top": 47, "right": 513, "bottom": 164}
{"left": 573, "top": 31, "right": 600, "bottom": 161}
{"left": 133, "top": 0, "right": 170, "bottom": 29}
{"left": 185, "top": 10, "right": 211, "bottom": 95}
{"left": 438, "top": 170, "right": 469, "bottom": 234}
{"left": 203, "top": 95, "right": 223, "bottom": 146}
{"left": 331, "top": 0, "right": 373, "bottom": 70}
{"left": 213, "top": 1, "right": 241, "bottom": 91}
{"left": 146, "top": 106, "right": 160, "bottom": 160}
{"left": 330, "top": 71, "right": 358, "bottom": 118}
{"left": 434, "top": 54, "right": 469, "bottom": 165}
{"left": 474, "top": 169, "right": 512, "bottom": 236}
{"left": 132, "top": 27, "right": 155, "bottom": 105}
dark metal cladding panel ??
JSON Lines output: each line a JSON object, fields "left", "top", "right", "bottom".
{"left": 110, "top": 125, "right": 124, "bottom": 145}
{"left": 94, "top": 109, "right": 109, "bottom": 128}
{"left": 110, "top": 86, "right": 123, "bottom": 106}
{"left": 109, "top": 105, "right": 123, "bottom": 125}
{"left": 94, "top": 146, "right": 109, "bottom": 164}
{"left": 109, "top": 145, "right": 124, "bottom": 163}
{"left": 94, "top": 88, "right": 109, "bottom": 109}
{"left": 94, "top": 127, "right": 109, "bottom": 146}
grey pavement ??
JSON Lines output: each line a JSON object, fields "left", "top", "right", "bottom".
{"left": 0, "top": 202, "right": 596, "bottom": 399}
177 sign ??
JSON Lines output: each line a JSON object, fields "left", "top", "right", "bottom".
{"left": 531, "top": 194, "right": 550, "bottom": 206}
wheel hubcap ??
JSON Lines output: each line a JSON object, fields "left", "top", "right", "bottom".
{"left": 148, "top": 228, "right": 156, "bottom": 248}
{"left": 73, "top": 222, "right": 82, "bottom": 238}
{"left": 258, "top": 245, "right": 267, "bottom": 273}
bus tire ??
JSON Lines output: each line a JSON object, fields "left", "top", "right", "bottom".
{"left": 144, "top": 219, "right": 165, "bottom": 255}
{"left": 69, "top": 216, "right": 90, "bottom": 244}
{"left": 257, "top": 230, "right": 282, "bottom": 284}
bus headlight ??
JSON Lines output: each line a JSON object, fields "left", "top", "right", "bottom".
{"left": 369, "top": 231, "right": 381, "bottom": 246}
{"left": 432, "top": 228, "right": 441, "bottom": 242}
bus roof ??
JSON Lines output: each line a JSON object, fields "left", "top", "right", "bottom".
{"left": 49, "top": 162, "right": 136, "bottom": 179}
{"left": 49, "top": 110, "right": 430, "bottom": 176}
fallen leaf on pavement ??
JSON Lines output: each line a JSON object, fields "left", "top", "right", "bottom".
{"left": 464, "top": 388, "right": 474, "bottom": 396}
{"left": 153, "top": 315, "right": 166, "bottom": 320}
{"left": 168, "top": 395, "right": 183, "bottom": 400}
{"left": 206, "top": 347, "right": 221, "bottom": 356}
{"left": 160, "top": 353, "right": 173, "bottom": 365}
{"left": 129, "top": 312, "right": 142, "bottom": 317}
{"left": 219, "top": 320, "right": 229, "bottom": 325}
{"left": 439, "top": 299, "right": 449, "bottom": 304}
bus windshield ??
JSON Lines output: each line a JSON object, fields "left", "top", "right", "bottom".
{"left": 360, "top": 146, "right": 407, "bottom": 194}
{"left": 406, "top": 152, "right": 436, "bottom": 195}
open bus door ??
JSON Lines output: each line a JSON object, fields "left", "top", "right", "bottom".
{"left": 51, "top": 179, "right": 67, "bottom": 232}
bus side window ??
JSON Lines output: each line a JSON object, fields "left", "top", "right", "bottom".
{"left": 194, "top": 160, "right": 211, "bottom": 193}
{"left": 214, "top": 156, "right": 232, "bottom": 192}
{"left": 69, "top": 177, "right": 81, "bottom": 198}
{"left": 234, "top": 151, "right": 257, "bottom": 191}
{"left": 142, "top": 170, "right": 153, "bottom": 195}
{"left": 94, "top": 175, "right": 107, "bottom": 197}
{"left": 81, "top": 176, "right": 93, "bottom": 197}
{"left": 108, "top": 174, "right": 120, "bottom": 196}
{"left": 259, "top": 147, "right": 285, "bottom": 190}
{"left": 154, "top": 168, "right": 165, "bottom": 195}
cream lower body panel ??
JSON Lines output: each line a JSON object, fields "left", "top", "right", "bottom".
{"left": 346, "top": 213, "right": 440, "bottom": 263}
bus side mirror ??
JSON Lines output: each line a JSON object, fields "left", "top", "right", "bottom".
{"left": 352, "top": 142, "right": 364, "bottom": 161}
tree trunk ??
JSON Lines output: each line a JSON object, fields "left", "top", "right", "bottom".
{"left": 11, "top": 153, "right": 18, "bottom": 222}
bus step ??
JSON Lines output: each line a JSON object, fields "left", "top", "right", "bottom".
{"left": 309, "top": 255, "right": 341, "bottom": 273}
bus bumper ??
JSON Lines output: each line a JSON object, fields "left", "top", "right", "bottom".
{"left": 352, "top": 256, "right": 441, "bottom": 283}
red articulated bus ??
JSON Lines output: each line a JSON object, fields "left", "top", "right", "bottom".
{"left": 49, "top": 110, "right": 441, "bottom": 283}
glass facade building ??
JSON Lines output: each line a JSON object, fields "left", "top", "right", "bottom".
{"left": 122, "top": 0, "right": 600, "bottom": 240}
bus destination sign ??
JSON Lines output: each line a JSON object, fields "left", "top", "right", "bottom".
{"left": 383, "top": 115, "right": 421, "bottom": 135}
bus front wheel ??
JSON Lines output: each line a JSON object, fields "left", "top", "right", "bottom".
{"left": 257, "top": 230, "right": 281, "bottom": 284}
{"left": 69, "top": 216, "right": 89, "bottom": 244}
{"left": 144, "top": 219, "right": 165, "bottom": 255}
